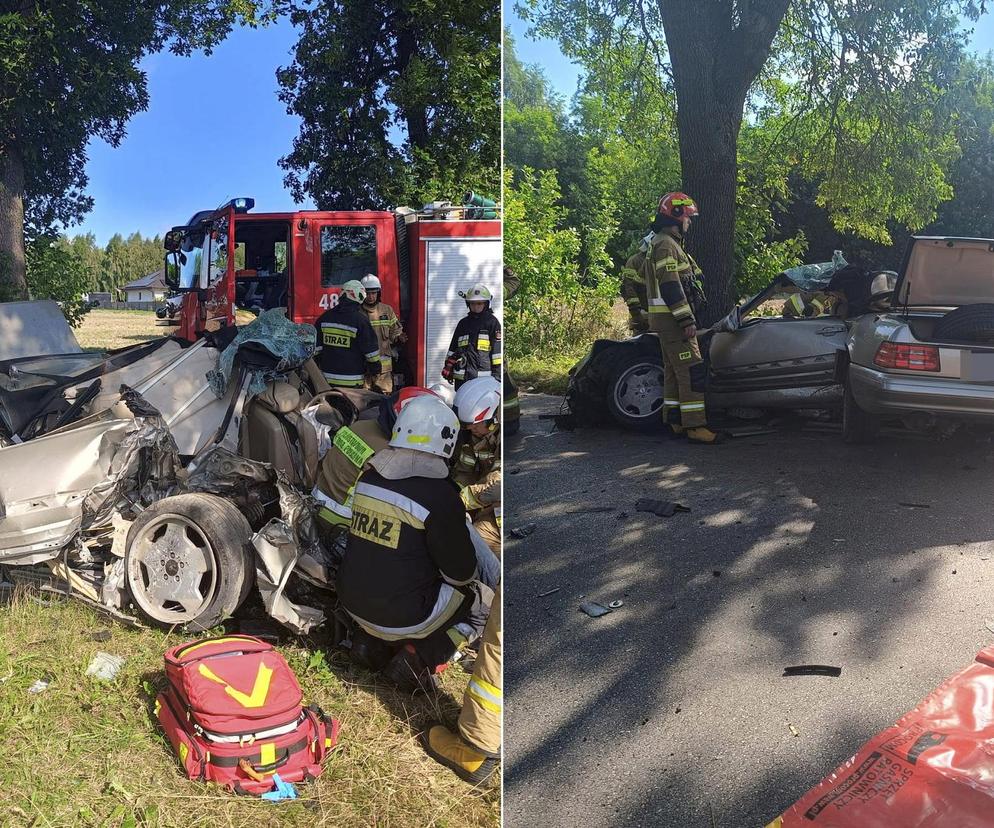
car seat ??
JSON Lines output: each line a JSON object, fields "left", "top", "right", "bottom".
{"left": 240, "top": 381, "right": 319, "bottom": 488}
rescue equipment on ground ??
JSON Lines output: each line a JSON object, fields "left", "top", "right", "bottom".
{"left": 155, "top": 635, "right": 339, "bottom": 795}
{"left": 771, "top": 644, "right": 994, "bottom": 826}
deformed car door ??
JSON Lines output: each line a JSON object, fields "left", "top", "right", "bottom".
{"left": 709, "top": 317, "right": 847, "bottom": 398}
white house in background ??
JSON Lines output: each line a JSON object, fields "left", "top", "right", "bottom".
{"left": 120, "top": 270, "right": 167, "bottom": 304}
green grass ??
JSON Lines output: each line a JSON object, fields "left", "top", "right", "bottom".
{"left": 508, "top": 353, "right": 579, "bottom": 396}
{"left": 0, "top": 590, "right": 499, "bottom": 827}
{"left": 74, "top": 309, "right": 166, "bottom": 352}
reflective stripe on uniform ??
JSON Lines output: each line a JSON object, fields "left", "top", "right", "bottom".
{"left": 477, "top": 333, "right": 491, "bottom": 351}
{"left": 349, "top": 583, "right": 465, "bottom": 641}
{"left": 655, "top": 256, "right": 679, "bottom": 273}
{"left": 787, "top": 294, "right": 804, "bottom": 315}
{"left": 354, "top": 482, "right": 431, "bottom": 524}
{"left": 458, "top": 335, "right": 470, "bottom": 347}
{"left": 323, "top": 372, "right": 364, "bottom": 387}
{"left": 664, "top": 399, "right": 680, "bottom": 408}
{"left": 312, "top": 485, "right": 353, "bottom": 519}
{"left": 626, "top": 296, "right": 642, "bottom": 307}
{"left": 466, "top": 677, "right": 502, "bottom": 714}
{"left": 648, "top": 298, "right": 672, "bottom": 314}
{"left": 321, "top": 322, "right": 358, "bottom": 334}
{"left": 491, "top": 355, "right": 501, "bottom": 365}
{"left": 680, "top": 402, "right": 705, "bottom": 411}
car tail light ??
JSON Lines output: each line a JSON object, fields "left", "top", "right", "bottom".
{"left": 874, "top": 342, "right": 940, "bottom": 371}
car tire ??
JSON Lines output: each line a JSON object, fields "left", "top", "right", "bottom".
{"left": 124, "top": 493, "right": 253, "bottom": 631}
{"left": 605, "top": 348, "right": 666, "bottom": 431}
{"left": 932, "top": 304, "right": 994, "bottom": 342}
{"left": 842, "top": 381, "right": 879, "bottom": 444}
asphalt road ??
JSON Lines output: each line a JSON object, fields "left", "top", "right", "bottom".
{"left": 504, "top": 394, "right": 994, "bottom": 828}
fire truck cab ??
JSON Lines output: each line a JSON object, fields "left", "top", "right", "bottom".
{"left": 163, "top": 197, "right": 502, "bottom": 386}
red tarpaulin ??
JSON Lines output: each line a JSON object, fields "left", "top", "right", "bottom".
{"left": 769, "top": 646, "right": 994, "bottom": 827}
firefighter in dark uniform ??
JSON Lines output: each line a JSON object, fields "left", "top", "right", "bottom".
{"left": 314, "top": 280, "right": 380, "bottom": 388}
{"left": 442, "top": 283, "right": 501, "bottom": 390}
{"left": 642, "top": 192, "right": 722, "bottom": 444}
{"left": 337, "top": 394, "right": 492, "bottom": 692}
{"left": 620, "top": 233, "right": 653, "bottom": 333}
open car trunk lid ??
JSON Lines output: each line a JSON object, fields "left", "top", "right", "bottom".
{"left": 897, "top": 237, "right": 994, "bottom": 308}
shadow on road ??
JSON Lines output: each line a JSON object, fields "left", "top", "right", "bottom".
{"left": 504, "top": 395, "right": 994, "bottom": 826}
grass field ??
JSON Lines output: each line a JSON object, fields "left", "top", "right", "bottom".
{"left": 74, "top": 309, "right": 167, "bottom": 351}
{"left": 0, "top": 590, "right": 499, "bottom": 827}
{"left": 3, "top": 308, "right": 499, "bottom": 827}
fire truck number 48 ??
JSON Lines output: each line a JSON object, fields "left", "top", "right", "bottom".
{"left": 318, "top": 293, "right": 340, "bottom": 310}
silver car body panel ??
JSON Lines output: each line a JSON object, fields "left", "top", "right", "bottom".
{"left": 0, "top": 417, "right": 133, "bottom": 563}
{"left": 0, "top": 300, "right": 81, "bottom": 361}
{"left": 708, "top": 316, "right": 848, "bottom": 408}
{"left": 850, "top": 363, "right": 994, "bottom": 418}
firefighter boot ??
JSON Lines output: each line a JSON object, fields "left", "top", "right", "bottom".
{"left": 686, "top": 426, "right": 724, "bottom": 445}
{"left": 423, "top": 725, "right": 499, "bottom": 786}
{"left": 670, "top": 423, "right": 686, "bottom": 436}
{"left": 350, "top": 628, "right": 393, "bottom": 672}
{"left": 382, "top": 644, "right": 441, "bottom": 694}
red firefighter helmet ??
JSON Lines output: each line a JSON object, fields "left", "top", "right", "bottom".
{"left": 657, "top": 192, "right": 699, "bottom": 220}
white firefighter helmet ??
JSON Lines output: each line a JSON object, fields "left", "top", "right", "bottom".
{"left": 341, "top": 280, "right": 366, "bottom": 304}
{"left": 454, "top": 376, "right": 500, "bottom": 425}
{"left": 389, "top": 394, "right": 460, "bottom": 459}
{"left": 428, "top": 381, "right": 456, "bottom": 408}
{"left": 458, "top": 283, "right": 493, "bottom": 303}
{"left": 361, "top": 274, "right": 381, "bottom": 291}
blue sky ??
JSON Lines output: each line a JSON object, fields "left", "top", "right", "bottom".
{"left": 76, "top": 8, "right": 994, "bottom": 244}
{"left": 77, "top": 17, "right": 314, "bottom": 245}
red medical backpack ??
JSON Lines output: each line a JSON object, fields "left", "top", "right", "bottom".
{"left": 155, "top": 634, "right": 339, "bottom": 795}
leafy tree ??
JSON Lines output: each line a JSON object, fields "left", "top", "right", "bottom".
{"left": 519, "top": 0, "right": 985, "bottom": 323}
{"left": 25, "top": 235, "right": 91, "bottom": 325}
{"left": 278, "top": 0, "right": 500, "bottom": 210}
{"left": 0, "top": 1, "right": 269, "bottom": 302}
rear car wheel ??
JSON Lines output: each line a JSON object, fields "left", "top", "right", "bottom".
{"left": 842, "top": 381, "right": 879, "bottom": 444}
{"left": 606, "top": 349, "right": 665, "bottom": 431}
{"left": 124, "top": 493, "right": 254, "bottom": 631}
{"left": 932, "top": 304, "right": 994, "bottom": 342}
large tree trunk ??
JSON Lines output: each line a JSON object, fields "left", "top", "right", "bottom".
{"left": 0, "top": 148, "right": 28, "bottom": 301}
{"left": 658, "top": 0, "right": 790, "bottom": 326}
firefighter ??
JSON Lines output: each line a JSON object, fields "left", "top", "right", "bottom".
{"left": 312, "top": 387, "right": 434, "bottom": 530}
{"left": 642, "top": 192, "right": 722, "bottom": 444}
{"left": 442, "top": 283, "right": 501, "bottom": 389}
{"left": 314, "top": 280, "right": 381, "bottom": 388}
{"left": 452, "top": 376, "right": 501, "bottom": 555}
{"left": 336, "top": 394, "right": 492, "bottom": 692}
{"left": 360, "top": 273, "right": 406, "bottom": 394}
{"left": 423, "top": 580, "right": 501, "bottom": 786}
{"left": 621, "top": 233, "right": 653, "bottom": 333}
{"left": 782, "top": 289, "right": 843, "bottom": 319}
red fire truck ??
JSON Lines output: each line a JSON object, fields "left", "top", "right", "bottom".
{"left": 164, "top": 197, "right": 502, "bottom": 386}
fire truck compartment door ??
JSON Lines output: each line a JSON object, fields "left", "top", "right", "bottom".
{"left": 424, "top": 240, "right": 503, "bottom": 381}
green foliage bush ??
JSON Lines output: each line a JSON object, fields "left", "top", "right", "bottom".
{"left": 504, "top": 167, "right": 619, "bottom": 362}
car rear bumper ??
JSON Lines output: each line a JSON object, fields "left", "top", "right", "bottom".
{"left": 850, "top": 364, "right": 994, "bottom": 418}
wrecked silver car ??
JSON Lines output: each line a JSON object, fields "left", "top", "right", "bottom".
{"left": 566, "top": 259, "right": 895, "bottom": 431}
{"left": 0, "top": 304, "right": 368, "bottom": 634}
